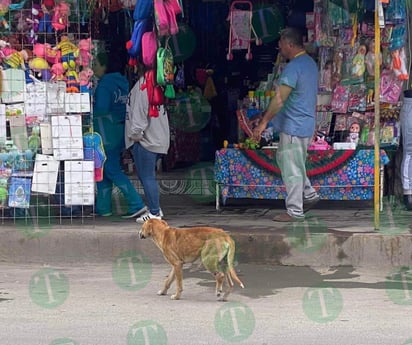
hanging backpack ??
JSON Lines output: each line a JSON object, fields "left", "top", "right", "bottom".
{"left": 142, "top": 30, "right": 158, "bottom": 68}
{"left": 156, "top": 40, "right": 175, "bottom": 98}
{"left": 126, "top": 18, "right": 151, "bottom": 65}
{"left": 141, "top": 69, "right": 165, "bottom": 117}
{"left": 154, "top": 0, "right": 181, "bottom": 36}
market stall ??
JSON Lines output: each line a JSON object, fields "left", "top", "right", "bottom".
{"left": 214, "top": 0, "right": 408, "bottom": 218}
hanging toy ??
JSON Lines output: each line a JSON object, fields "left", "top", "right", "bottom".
{"left": 226, "top": 0, "right": 261, "bottom": 61}
{"left": 391, "top": 47, "right": 409, "bottom": 81}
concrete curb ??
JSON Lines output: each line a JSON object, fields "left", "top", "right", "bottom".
{"left": 2, "top": 223, "right": 412, "bottom": 268}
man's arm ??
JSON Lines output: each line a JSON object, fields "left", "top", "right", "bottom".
{"left": 252, "top": 84, "right": 292, "bottom": 141}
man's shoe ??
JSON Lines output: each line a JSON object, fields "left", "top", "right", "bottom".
{"left": 273, "top": 212, "right": 304, "bottom": 222}
{"left": 121, "top": 206, "right": 148, "bottom": 219}
{"left": 303, "top": 195, "right": 320, "bottom": 213}
{"left": 136, "top": 211, "right": 162, "bottom": 223}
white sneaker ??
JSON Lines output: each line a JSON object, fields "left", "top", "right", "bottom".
{"left": 136, "top": 211, "right": 162, "bottom": 223}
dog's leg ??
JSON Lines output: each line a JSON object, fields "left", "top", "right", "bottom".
{"left": 171, "top": 263, "right": 183, "bottom": 300}
{"left": 219, "top": 273, "right": 234, "bottom": 302}
{"left": 158, "top": 267, "right": 175, "bottom": 296}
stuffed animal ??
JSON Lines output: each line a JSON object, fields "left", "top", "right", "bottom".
{"left": 51, "top": 1, "right": 70, "bottom": 31}
{"left": 27, "top": 4, "right": 41, "bottom": 44}
{"left": 39, "top": 0, "right": 54, "bottom": 33}
{"left": 65, "top": 69, "right": 80, "bottom": 93}
{"left": 55, "top": 35, "right": 79, "bottom": 70}
{"left": 79, "top": 67, "right": 93, "bottom": 93}
{"left": 29, "top": 56, "right": 51, "bottom": 80}
{"left": 0, "top": 0, "right": 10, "bottom": 29}
{"left": 3, "top": 49, "right": 29, "bottom": 69}
{"left": 50, "top": 62, "right": 65, "bottom": 80}
{"left": 76, "top": 38, "right": 94, "bottom": 67}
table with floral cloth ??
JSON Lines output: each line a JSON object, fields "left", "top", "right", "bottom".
{"left": 214, "top": 148, "right": 390, "bottom": 207}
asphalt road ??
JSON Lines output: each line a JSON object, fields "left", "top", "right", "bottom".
{"left": 1, "top": 262, "right": 412, "bottom": 345}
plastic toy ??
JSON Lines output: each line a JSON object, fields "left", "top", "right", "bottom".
{"left": 226, "top": 0, "right": 261, "bottom": 61}
{"left": 391, "top": 47, "right": 409, "bottom": 81}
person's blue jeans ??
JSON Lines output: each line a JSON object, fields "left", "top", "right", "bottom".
{"left": 96, "top": 147, "right": 145, "bottom": 215}
{"left": 131, "top": 143, "right": 161, "bottom": 215}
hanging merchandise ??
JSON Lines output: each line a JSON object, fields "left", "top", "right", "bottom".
{"left": 156, "top": 39, "right": 175, "bottom": 99}
{"left": 226, "top": 0, "right": 262, "bottom": 61}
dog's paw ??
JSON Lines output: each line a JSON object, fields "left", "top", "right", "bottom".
{"left": 216, "top": 289, "right": 223, "bottom": 298}
{"left": 170, "top": 294, "right": 181, "bottom": 300}
{"left": 217, "top": 296, "right": 228, "bottom": 302}
{"left": 157, "top": 290, "right": 167, "bottom": 296}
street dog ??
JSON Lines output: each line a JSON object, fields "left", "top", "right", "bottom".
{"left": 138, "top": 219, "right": 245, "bottom": 301}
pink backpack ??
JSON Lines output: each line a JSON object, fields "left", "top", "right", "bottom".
{"left": 142, "top": 31, "right": 158, "bottom": 68}
{"left": 154, "top": 0, "right": 182, "bottom": 36}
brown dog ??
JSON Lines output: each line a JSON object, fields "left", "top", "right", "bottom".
{"left": 138, "top": 219, "right": 245, "bottom": 301}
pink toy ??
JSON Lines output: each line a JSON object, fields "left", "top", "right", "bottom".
{"left": 226, "top": 0, "right": 261, "bottom": 61}
{"left": 76, "top": 38, "right": 94, "bottom": 67}
{"left": 79, "top": 67, "right": 93, "bottom": 92}
{"left": 50, "top": 62, "right": 65, "bottom": 80}
{"left": 51, "top": 1, "right": 70, "bottom": 31}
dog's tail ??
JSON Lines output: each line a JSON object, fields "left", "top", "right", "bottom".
{"left": 227, "top": 238, "right": 245, "bottom": 289}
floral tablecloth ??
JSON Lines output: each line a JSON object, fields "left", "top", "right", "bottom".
{"left": 214, "top": 149, "right": 390, "bottom": 203}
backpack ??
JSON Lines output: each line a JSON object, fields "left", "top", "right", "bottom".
{"left": 133, "top": 0, "right": 154, "bottom": 20}
{"left": 142, "top": 30, "right": 158, "bottom": 68}
{"left": 154, "top": 0, "right": 181, "bottom": 36}
{"left": 126, "top": 18, "right": 151, "bottom": 65}
{"left": 156, "top": 43, "right": 175, "bottom": 98}
{"left": 141, "top": 69, "right": 165, "bottom": 117}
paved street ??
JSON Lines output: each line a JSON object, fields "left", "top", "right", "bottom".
{"left": 1, "top": 262, "right": 412, "bottom": 345}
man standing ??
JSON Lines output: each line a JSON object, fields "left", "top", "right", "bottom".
{"left": 253, "top": 27, "right": 320, "bottom": 222}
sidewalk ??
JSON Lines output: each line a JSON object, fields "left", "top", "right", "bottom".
{"left": 1, "top": 195, "right": 412, "bottom": 267}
